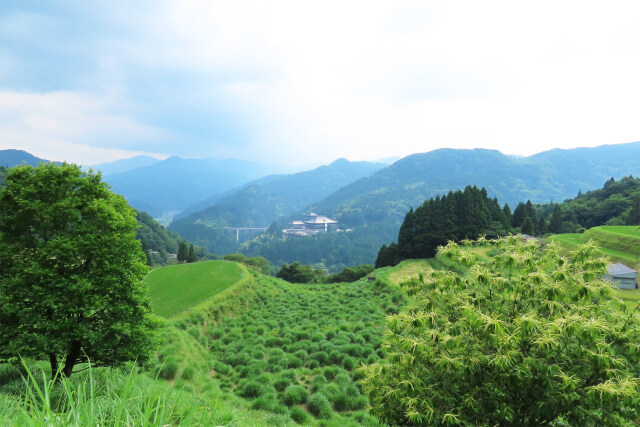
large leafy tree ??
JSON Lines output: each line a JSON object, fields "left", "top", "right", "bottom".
{"left": 362, "top": 236, "right": 640, "bottom": 425}
{"left": 0, "top": 163, "right": 157, "bottom": 379}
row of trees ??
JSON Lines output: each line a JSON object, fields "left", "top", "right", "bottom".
{"left": 508, "top": 176, "right": 640, "bottom": 237}
{"left": 275, "top": 261, "right": 374, "bottom": 284}
{"left": 376, "top": 186, "right": 511, "bottom": 267}
{"left": 176, "top": 241, "right": 197, "bottom": 263}
{"left": 547, "top": 176, "right": 640, "bottom": 231}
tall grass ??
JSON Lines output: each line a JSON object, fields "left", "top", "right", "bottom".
{"left": 0, "top": 362, "right": 246, "bottom": 426}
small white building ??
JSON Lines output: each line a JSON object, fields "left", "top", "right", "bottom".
{"left": 604, "top": 263, "right": 638, "bottom": 290}
{"left": 283, "top": 212, "right": 339, "bottom": 236}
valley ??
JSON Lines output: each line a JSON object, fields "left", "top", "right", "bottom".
{"left": 1, "top": 145, "right": 640, "bottom": 425}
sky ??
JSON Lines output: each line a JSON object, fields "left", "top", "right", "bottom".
{"left": 1, "top": 1, "right": 640, "bottom": 166}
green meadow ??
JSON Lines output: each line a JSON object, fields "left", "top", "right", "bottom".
{"left": 549, "top": 226, "right": 640, "bottom": 270}
{"left": 549, "top": 226, "right": 640, "bottom": 307}
{"left": 146, "top": 260, "right": 244, "bottom": 318}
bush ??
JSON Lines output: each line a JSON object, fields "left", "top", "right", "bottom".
{"left": 307, "top": 393, "right": 332, "bottom": 419}
{"left": 283, "top": 385, "right": 309, "bottom": 406}
{"left": 310, "top": 351, "right": 329, "bottom": 365}
{"left": 342, "top": 356, "right": 356, "bottom": 371}
{"left": 310, "top": 332, "right": 325, "bottom": 342}
{"left": 180, "top": 365, "right": 196, "bottom": 381}
{"left": 251, "top": 396, "right": 277, "bottom": 411}
{"left": 310, "top": 376, "right": 326, "bottom": 393}
{"left": 322, "top": 383, "right": 340, "bottom": 401}
{"left": 157, "top": 359, "right": 179, "bottom": 380}
{"left": 328, "top": 350, "right": 343, "bottom": 365}
{"left": 332, "top": 392, "right": 350, "bottom": 411}
{"left": 349, "top": 394, "right": 368, "bottom": 410}
{"left": 239, "top": 380, "right": 263, "bottom": 398}
{"left": 274, "top": 377, "right": 291, "bottom": 392}
{"left": 362, "top": 237, "right": 640, "bottom": 425}
{"left": 323, "top": 367, "right": 338, "bottom": 380}
{"left": 290, "top": 406, "right": 310, "bottom": 424}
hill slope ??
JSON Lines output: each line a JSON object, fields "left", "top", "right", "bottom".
{"left": 0, "top": 149, "right": 60, "bottom": 167}
{"left": 549, "top": 226, "right": 640, "bottom": 270}
{"left": 146, "top": 260, "right": 244, "bottom": 317}
{"left": 104, "top": 156, "right": 286, "bottom": 216}
{"left": 168, "top": 158, "right": 384, "bottom": 254}
{"left": 243, "top": 142, "right": 640, "bottom": 269}
{"left": 89, "top": 155, "right": 161, "bottom": 176}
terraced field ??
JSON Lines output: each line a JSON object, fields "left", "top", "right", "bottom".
{"left": 549, "top": 226, "right": 640, "bottom": 270}
{"left": 146, "top": 260, "right": 244, "bottom": 317}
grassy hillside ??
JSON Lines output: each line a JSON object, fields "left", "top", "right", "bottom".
{"left": 548, "top": 226, "right": 640, "bottom": 270}
{"left": 147, "top": 260, "right": 244, "bottom": 317}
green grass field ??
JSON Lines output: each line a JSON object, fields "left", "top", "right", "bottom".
{"left": 146, "top": 260, "right": 244, "bottom": 318}
{"left": 549, "top": 226, "right": 640, "bottom": 271}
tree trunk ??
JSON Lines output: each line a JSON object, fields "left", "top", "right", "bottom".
{"left": 49, "top": 353, "right": 59, "bottom": 382}
{"left": 62, "top": 340, "right": 82, "bottom": 378}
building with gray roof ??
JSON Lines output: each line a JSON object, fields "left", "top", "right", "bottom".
{"left": 604, "top": 263, "right": 638, "bottom": 290}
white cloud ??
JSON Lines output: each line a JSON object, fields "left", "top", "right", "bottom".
{"left": 2, "top": 1, "right": 640, "bottom": 164}
{"left": 0, "top": 91, "right": 169, "bottom": 164}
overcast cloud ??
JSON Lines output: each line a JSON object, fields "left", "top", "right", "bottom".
{"left": 1, "top": 1, "right": 639, "bottom": 165}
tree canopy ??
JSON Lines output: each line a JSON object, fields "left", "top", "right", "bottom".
{"left": 362, "top": 236, "right": 640, "bottom": 425}
{"left": 376, "top": 185, "right": 511, "bottom": 267}
{"left": 276, "top": 261, "right": 325, "bottom": 283}
{"left": 0, "top": 163, "right": 158, "bottom": 379}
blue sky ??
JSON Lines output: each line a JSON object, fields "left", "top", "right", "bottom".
{"left": 1, "top": 1, "right": 640, "bottom": 165}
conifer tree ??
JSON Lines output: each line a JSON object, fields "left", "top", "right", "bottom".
{"left": 187, "top": 244, "right": 197, "bottom": 263}
{"left": 521, "top": 216, "right": 535, "bottom": 235}
{"left": 628, "top": 195, "right": 640, "bottom": 225}
{"left": 536, "top": 215, "right": 548, "bottom": 235}
{"left": 549, "top": 205, "right": 563, "bottom": 233}
{"left": 177, "top": 241, "right": 188, "bottom": 262}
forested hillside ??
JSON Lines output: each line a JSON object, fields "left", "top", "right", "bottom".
{"left": 545, "top": 176, "right": 640, "bottom": 231}
{"left": 376, "top": 186, "right": 511, "bottom": 267}
{"left": 241, "top": 143, "right": 640, "bottom": 269}
{"left": 136, "top": 210, "right": 211, "bottom": 265}
{"left": 169, "top": 159, "right": 384, "bottom": 255}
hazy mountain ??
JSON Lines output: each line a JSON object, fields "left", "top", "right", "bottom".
{"left": 168, "top": 158, "right": 385, "bottom": 253}
{"left": 313, "top": 142, "right": 640, "bottom": 223}
{"left": 89, "top": 155, "right": 161, "bottom": 176}
{"left": 103, "top": 156, "right": 286, "bottom": 217}
{"left": 240, "top": 141, "right": 640, "bottom": 269}
{"left": 0, "top": 149, "right": 60, "bottom": 167}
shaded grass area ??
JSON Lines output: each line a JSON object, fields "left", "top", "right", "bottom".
{"left": 146, "top": 260, "right": 243, "bottom": 318}
{"left": 383, "top": 259, "right": 432, "bottom": 285}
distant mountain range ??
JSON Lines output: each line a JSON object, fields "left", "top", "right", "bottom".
{"left": 101, "top": 156, "right": 292, "bottom": 216}
{"left": 4, "top": 141, "right": 640, "bottom": 269}
{"left": 312, "top": 142, "right": 640, "bottom": 224}
{"left": 236, "top": 141, "right": 640, "bottom": 269}
{"left": 89, "top": 155, "right": 161, "bottom": 176}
